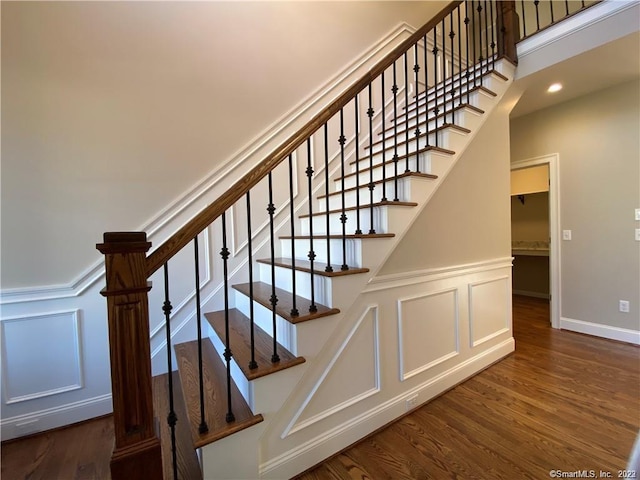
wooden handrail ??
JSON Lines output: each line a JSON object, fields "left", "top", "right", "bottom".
{"left": 146, "top": 1, "right": 464, "bottom": 277}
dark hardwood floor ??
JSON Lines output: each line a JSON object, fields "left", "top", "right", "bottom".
{"left": 2, "top": 296, "right": 638, "bottom": 480}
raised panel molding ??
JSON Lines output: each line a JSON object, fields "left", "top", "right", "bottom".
{"left": 1, "top": 311, "right": 83, "bottom": 404}
{"left": 282, "top": 306, "right": 380, "bottom": 437}
{"left": 398, "top": 288, "right": 459, "bottom": 381}
{"left": 468, "top": 276, "right": 511, "bottom": 347}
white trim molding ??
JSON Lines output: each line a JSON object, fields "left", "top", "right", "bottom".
{"left": 560, "top": 317, "right": 640, "bottom": 346}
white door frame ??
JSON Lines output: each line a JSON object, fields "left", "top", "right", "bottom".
{"left": 511, "top": 154, "right": 561, "bottom": 329}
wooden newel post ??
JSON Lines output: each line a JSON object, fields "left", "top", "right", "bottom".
{"left": 498, "top": 0, "right": 520, "bottom": 64}
{"left": 97, "top": 232, "right": 163, "bottom": 480}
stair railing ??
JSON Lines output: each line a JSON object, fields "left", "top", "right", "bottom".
{"left": 515, "top": 0, "right": 600, "bottom": 40}
{"left": 97, "top": 2, "right": 519, "bottom": 479}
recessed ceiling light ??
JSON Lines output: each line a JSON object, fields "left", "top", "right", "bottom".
{"left": 547, "top": 83, "right": 563, "bottom": 93}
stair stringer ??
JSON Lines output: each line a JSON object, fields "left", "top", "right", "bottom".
{"left": 198, "top": 60, "right": 515, "bottom": 479}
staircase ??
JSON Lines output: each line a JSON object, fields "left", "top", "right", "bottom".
{"left": 96, "top": 2, "right": 524, "bottom": 479}
{"left": 147, "top": 57, "right": 515, "bottom": 479}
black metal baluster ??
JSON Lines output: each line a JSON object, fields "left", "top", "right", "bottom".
{"left": 338, "top": 109, "right": 349, "bottom": 270}
{"left": 392, "top": 61, "right": 400, "bottom": 202}
{"left": 354, "top": 94, "right": 362, "bottom": 235}
{"left": 423, "top": 34, "right": 430, "bottom": 150}
{"left": 433, "top": 26, "right": 440, "bottom": 148}
{"left": 323, "top": 124, "right": 333, "bottom": 273}
{"left": 581, "top": 1, "right": 585, "bottom": 9}
{"left": 193, "top": 237, "right": 209, "bottom": 434}
{"left": 287, "top": 154, "right": 299, "bottom": 317}
{"left": 484, "top": 1, "right": 490, "bottom": 72}
{"left": 162, "top": 263, "right": 178, "bottom": 480}
{"left": 490, "top": 0, "right": 496, "bottom": 70}
{"left": 413, "top": 44, "right": 421, "bottom": 174}
{"left": 534, "top": 0, "right": 540, "bottom": 31}
{"left": 521, "top": 1, "right": 527, "bottom": 38}
{"left": 441, "top": 18, "right": 448, "bottom": 126}
{"left": 565, "top": 1, "right": 570, "bottom": 17}
{"left": 403, "top": 52, "right": 410, "bottom": 173}
{"left": 246, "top": 192, "right": 258, "bottom": 370}
{"left": 549, "top": 0, "right": 555, "bottom": 24}
{"left": 465, "top": 1, "right": 471, "bottom": 104}
{"left": 367, "top": 83, "right": 376, "bottom": 234}
{"left": 477, "top": 1, "right": 483, "bottom": 81}
{"left": 381, "top": 70, "right": 388, "bottom": 201}
{"left": 306, "top": 139, "right": 317, "bottom": 313}
{"left": 458, "top": 6, "right": 463, "bottom": 106}
{"left": 266, "top": 173, "right": 280, "bottom": 363}
{"left": 472, "top": 1, "right": 478, "bottom": 88}
{"left": 219, "top": 213, "right": 235, "bottom": 423}
{"left": 449, "top": 11, "right": 456, "bottom": 124}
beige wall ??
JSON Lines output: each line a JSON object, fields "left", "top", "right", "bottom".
{"left": 379, "top": 98, "right": 513, "bottom": 274}
{"left": 1, "top": 1, "right": 447, "bottom": 288}
{"left": 510, "top": 79, "right": 640, "bottom": 330}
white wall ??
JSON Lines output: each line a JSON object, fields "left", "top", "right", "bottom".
{"left": 511, "top": 80, "right": 640, "bottom": 338}
{"left": 1, "top": 1, "right": 447, "bottom": 289}
{"left": 0, "top": 1, "right": 448, "bottom": 439}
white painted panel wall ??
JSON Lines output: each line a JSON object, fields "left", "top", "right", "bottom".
{"left": 2, "top": 311, "right": 82, "bottom": 404}
{"left": 259, "top": 259, "right": 514, "bottom": 479}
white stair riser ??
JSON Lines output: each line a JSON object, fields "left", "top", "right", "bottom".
{"left": 414, "top": 69, "right": 503, "bottom": 109}
{"left": 233, "top": 290, "right": 298, "bottom": 355}
{"left": 257, "top": 262, "right": 334, "bottom": 307}
{"left": 320, "top": 179, "right": 409, "bottom": 212}
{"left": 401, "top": 86, "right": 495, "bottom": 125}
{"left": 300, "top": 207, "right": 388, "bottom": 236}
{"left": 348, "top": 145, "right": 451, "bottom": 176}
{"left": 390, "top": 105, "right": 470, "bottom": 138}
{"left": 367, "top": 128, "right": 453, "bottom": 156}
{"left": 340, "top": 153, "right": 433, "bottom": 189}
{"left": 207, "top": 331, "right": 254, "bottom": 409}
{"left": 281, "top": 237, "right": 362, "bottom": 268}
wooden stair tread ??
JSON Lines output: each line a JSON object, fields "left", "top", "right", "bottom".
{"left": 281, "top": 232, "right": 395, "bottom": 240}
{"left": 174, "top": 340, "right": 263, "bottom": 449}
{"left": 349, "top": 145, "right": 454, "bottom": 166}
{"left": 205, "top": 308, "right": 305, "bottom": 381}
{"left": 152, "top": 371, "right": 203, "bottom": 480}
{"left": 412, "top": 67, "right": 507, "bottom": 103}
{"left": 320, "top": 172, "right": 442, "bottom": 200}
{"left": 299, "top": 200, "right": 418, "bottom": 219}
{"left": 257, "top": 257, "right": 370, "bottom": 277}
{"left": 365, "top": 123, "right": 471, "bottom": 151}
{"left": 233, "top": 281, "right": 340, "bottom": 324}
{"left": 404, "top": 84, "right": 497, "bottom": 116}
{"left": 380, "top": 103, "right": 485, "bottom": 137}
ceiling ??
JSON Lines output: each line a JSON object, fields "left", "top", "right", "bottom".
{"left": 510, "top": 31, "right": 640, "bottom": 118}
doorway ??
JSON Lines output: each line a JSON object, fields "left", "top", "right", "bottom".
{"left": 510, "top": 155, "right": 560, "bottom": 329}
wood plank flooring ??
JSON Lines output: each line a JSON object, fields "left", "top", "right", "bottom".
{"left": 296, "top": 296, "right": 640, "bottom": 480}
{"left": 2, "top": 296, "right": 638, "bottom": 480}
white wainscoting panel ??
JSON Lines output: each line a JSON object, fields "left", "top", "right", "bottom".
{"left": 398, "top": 288, "right": 459, "bottom": 381}
{"left": 468, "top": 276, "right": 511, "bottom": 347}
{"left": 284, "top": 306, "right": 380, "bottom": 436}
{"left": 1, "top": 311, "right": 83, "bottom": 404}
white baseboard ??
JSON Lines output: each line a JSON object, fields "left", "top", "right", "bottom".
{"left": 560, "top": 317, "right": 640, "bottom": 345}
{"left": 0, "top": 394, "right": 112, "bottom": 441}
{"left": 260, "top": 338, "right": 514, "bottom": 479}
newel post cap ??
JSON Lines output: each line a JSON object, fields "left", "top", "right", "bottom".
{"left": 97, "top": 232, "right": 152, "bottom": 255}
